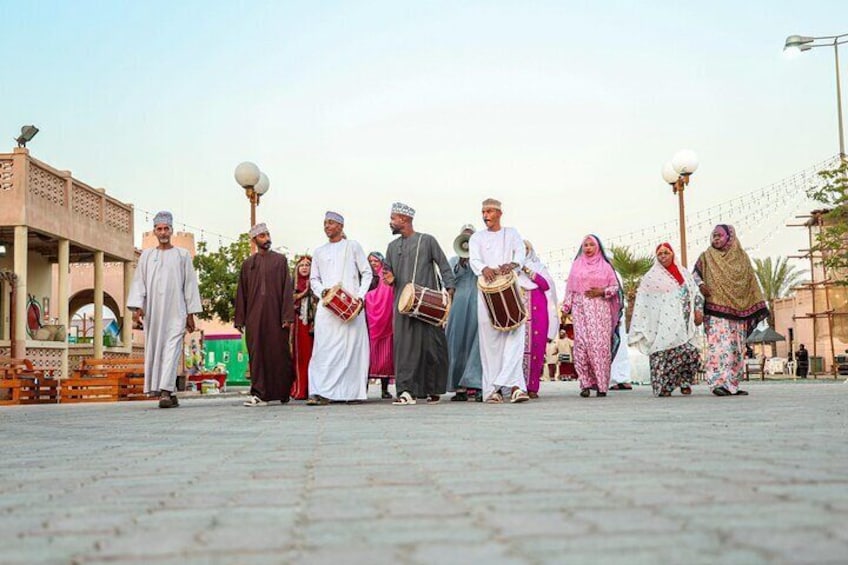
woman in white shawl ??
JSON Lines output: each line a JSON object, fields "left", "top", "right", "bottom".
{"left": 629, "top": 243, "right": 703, "bottom": 397}
{"left": 519, "top": 241, "right": 559, "bottom": 398}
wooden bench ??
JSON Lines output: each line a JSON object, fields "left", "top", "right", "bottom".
{"left": 62, "top": 358, "right": 149, "bottom": 403}
{"left": 0, "top": 357, "right": 59, "bottom": 405}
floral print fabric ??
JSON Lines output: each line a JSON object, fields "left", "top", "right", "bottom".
{"left": 649, "top": 343, "right": 700, "bottom": 396}
{"left": 703, "top": 315, "right": 745, "bottom": 393}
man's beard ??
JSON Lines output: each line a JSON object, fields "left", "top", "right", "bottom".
{"left": 259, "top": 240, "right": 272, "bottom": 250}
{"left": 390, "top": 224, "right": 400, "bottom": 235}
{"left": 157, "top": 237, "right": 170, "bottom": 244}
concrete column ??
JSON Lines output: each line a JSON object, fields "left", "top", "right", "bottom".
{"left": 93, "top": 251, "right": 104, "bottom": 358}
{"left": 58, "top": 239, "right": 70, "bottom": 378}
{"left": 13, "top": 226, "right": 27, "bottom": 358}
{"left": 122, "top": 261, "right": 134, "bottom": 350}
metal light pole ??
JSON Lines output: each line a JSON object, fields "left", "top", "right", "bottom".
{"left": 662, "top": 150, "right": 699, "bottom": 267}
{"left": 234, "top": 162, "right": 270, "bottom": 253}
{"left": 784, "top": 33, "right": 848, "bottom": 161}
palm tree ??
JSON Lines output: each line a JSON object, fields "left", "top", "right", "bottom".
{"left": 752, "top": 256, "right": 806, "bottom": 330}
{"left": 610, "top": 245, "right": 654, "bottom": 331}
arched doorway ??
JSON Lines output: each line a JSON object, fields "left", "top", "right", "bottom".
{"left": 68, "top": 289, "right": 124, "bottom": 340}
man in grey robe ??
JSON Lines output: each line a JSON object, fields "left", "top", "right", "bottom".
{"left": 383, "top": 202, "right": 455, "bottom": 405}
{"left": 446, "top": 224, "right": 484, "bottom": 402}
{"left": 128, "top": 211, "right": 202, "bottom": 408}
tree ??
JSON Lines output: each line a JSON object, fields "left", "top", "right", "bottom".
{"left": 807, "top": 160, "right": 848, "bottom": 283}
{"left": 610, "top": 245, "right": 654, "bottom": 331}
{"left": 752, "top": 256, "right": 805, "bottom": 330}
{"left": 193, "top": 234, "right": 251, "bottom": 323}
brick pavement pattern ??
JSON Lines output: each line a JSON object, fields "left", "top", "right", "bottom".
{"left": 1, "top": 381, "right": 846, "bottom": 564}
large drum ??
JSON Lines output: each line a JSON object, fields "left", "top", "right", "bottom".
{"left": 478, "top": 272, "right": 526, "bottom": 331}
{"left": 322, "top": 285, "right": 363, "bottom": 322}
{"left": 398, "top": 283, "right": 451, "bottom": 327}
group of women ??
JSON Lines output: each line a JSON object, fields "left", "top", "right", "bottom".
{"left": 567, "top": 224, "right": 768, "bottom": 398}
{"left": 288, "top": 223, "right": 768, "bottom": 401}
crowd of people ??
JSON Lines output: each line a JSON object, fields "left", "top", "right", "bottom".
{"left": 127, "top": 204, "right": 769, "bottom": 409}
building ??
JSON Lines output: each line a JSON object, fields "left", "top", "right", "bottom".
{"left": 0, "top": 147, "right": 136, "bottom": 377}
{"left": 773, "top": 210, "right": 848, "bottom": 375}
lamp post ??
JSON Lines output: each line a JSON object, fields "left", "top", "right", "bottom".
{"left": 662, "top": 149, "right": 699, "bottom": 267}
{"left": 784, "top": 33, "right": 848, "bottom": 160}
{"left": 234, "top": 162, "right": 271, "bottom": 253}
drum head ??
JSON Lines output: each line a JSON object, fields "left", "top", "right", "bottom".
{"left": 477, "top": 272, "right": 516, "bottom": 292}
{"left": 397, "top": 283, "right": 416, "bottom": 313}
{"left": 321, "top": 284, "right": 341, "bottom": 305}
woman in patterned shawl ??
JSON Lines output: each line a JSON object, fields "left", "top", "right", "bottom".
{"left": 629, "top": 243, "right": 703, "bottom": 396}
{"left": 694, "top": 225, "right": 768, "bottom": 396}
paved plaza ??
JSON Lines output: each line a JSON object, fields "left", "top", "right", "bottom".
{"left": 1, "top": 380, "right": 846, "bottom": 564}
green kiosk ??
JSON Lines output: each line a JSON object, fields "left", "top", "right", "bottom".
{"left": 204, "top": 334, "right": 250, "bottom": 387}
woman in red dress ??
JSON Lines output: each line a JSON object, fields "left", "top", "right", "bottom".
{"left": 291, "top": 255, "right": 316, "bottom": 400}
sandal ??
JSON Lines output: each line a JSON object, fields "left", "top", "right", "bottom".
{"left": 510, "top": 388, "right": 530, "bottom": 403}
{"left": 611, "top": 383, "right": 633, "bottom": 390}
{"left": 393, "top": 391, "right": 417, "bottom": 405}
{"left": 712, "top": 388, "right": 730, "bottom": 397}
{"left": 485, "top": 391, "right": 504, "bottom": 404}
{"left": 528, "top": 391, "right": 539, "bottom": 399}
{"left": 680, "top": 386, "right": 692, "bottom": 395}
{"left": 580, "top": 389, "right": 591, "bottom": 398}
{"left": 306, "top": 395, "right": 329, "bottom": 406}
{"left": 733, "top": 390, "right": 749, "bottom": 396}
{"left": 427, "top": 395, "right": 441, "bottom": 404}
{"left": 450, "top": 391, "right": 468, "bottom": 402}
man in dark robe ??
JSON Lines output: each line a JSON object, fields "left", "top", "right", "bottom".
{"left": 795, "top": 344, "right": 809, "bottom": 378}
{"left": 234, "top": 223, "right": 295, "bottom": 406}
{"left": 383, "top": 202, "right": 455, "bottom": 405}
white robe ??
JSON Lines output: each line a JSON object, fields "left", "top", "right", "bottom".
{"left": 469, "top": 227, "right": 527, "bottom": 396}
{"left": 308, "top": 239, "right": 372, "bottom": 400}
{"left": 127, "top": 247, "right": 201, "bottom": 393}
{"left": 610, "top": 316, "right": 631, "bottom": 385}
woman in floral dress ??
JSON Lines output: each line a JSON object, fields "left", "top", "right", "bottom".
{"left": 562, "top": 235, "right": 623, "bottom": 397}
{"left": 629, "top": 243, "right": 704, "bottom": 396}
{"left": 694, "top": 225, "right": 768, "bottom": 396}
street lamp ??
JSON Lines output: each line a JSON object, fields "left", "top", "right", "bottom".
{"left": 234, "top": 162, "right": 270, "bottom": 253}
{"left": 661, "top": 149, "right": 699, "bottom": 267}
{"left": 784, "top": 32, "right": 848, "bottom": 160}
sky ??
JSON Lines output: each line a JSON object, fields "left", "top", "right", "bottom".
{"left": 2, "top": 0, "right": 846, "bottom": 280}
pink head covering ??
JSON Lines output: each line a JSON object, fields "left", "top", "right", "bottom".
{"left": 566, "top": 235, "right": 619, "bottom": 294}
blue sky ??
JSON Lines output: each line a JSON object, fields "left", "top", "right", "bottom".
{"left": 2, "top": 0, "right": 846, "bottom": 276}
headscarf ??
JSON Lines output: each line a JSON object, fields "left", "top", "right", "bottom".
{"left": 367, "top": 252, "right": 386, "bottom": 292}
{"left": 294, "top": 255, "right": 315, "bottom": 326}
{"left": 655, "top": 242, "right": 684, "bottom": 285}
{"left": 694, "top": 224, "right": 768, "bottom": 333}
{"left": 629, "top": 248, "right": 700, "bottom": 355}
{"left": 294, "top": 255, "right": 312, "bottom": 293}
{"left": 566, "top": 235, "right": 620, "bottom": 293}
{"left": 565, "top": 234, "right": 624, "bottom": 357}
{"left": 520, "top": 241, "right": 560, "bottom": 341}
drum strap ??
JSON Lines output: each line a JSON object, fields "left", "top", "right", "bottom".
{"left": 410, "top": 234, "right": 448, "bottom": 307}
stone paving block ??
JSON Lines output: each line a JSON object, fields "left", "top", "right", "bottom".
{"left": 1, "top": 381, "right": 846, "bottom": 563}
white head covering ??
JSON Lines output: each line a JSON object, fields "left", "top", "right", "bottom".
{"left": 391, "top": 202, "right": 415, "bottom": 218}
{"left": 153, "top": 211, "right": 173, "bottom": 227}
{"left": 325, "top": 211, "right": 344, "bottom": 224}
{"left": 481, "top": 198, "right": 502, "bottom": 210}
{"left": 519, "top": 240, "right": 559, "bottom": 341}
{"left": 249, "top": 223, "right": 269, "bottom": 238}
